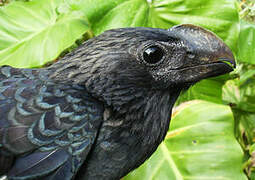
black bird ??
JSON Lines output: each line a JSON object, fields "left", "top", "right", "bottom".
{"left": 0, "top": 24, "right": 235, "bottom": 180}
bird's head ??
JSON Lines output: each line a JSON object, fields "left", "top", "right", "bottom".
{"left": 52, "top": 24, "right": 235, "bottom": 108}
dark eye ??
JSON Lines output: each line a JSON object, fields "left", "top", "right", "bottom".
{"left": 143, "top": 46, "right": 164, "bottom": 64}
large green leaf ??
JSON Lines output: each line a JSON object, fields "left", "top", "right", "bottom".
{"left": 237, "top": 20, "right": 255, "bottom": 64}
{"left": 0, "top": 0, "right": 89, "bottom": 68}
{"left": 176, "top": 75, "right": 229, "bottom": 105}
{"left": 79, "top": 0, "right": 239, "bottom": 52}
{"left": 125, "top": 101, "right": 247, "bottom": 180}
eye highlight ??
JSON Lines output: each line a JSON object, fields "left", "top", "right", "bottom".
{"left": 143, "top": 46, "right": 164, "bottom": 64}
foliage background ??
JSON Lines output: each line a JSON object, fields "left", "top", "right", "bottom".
{"left": 0, "top": 0, "right": 255, "bottom": 179}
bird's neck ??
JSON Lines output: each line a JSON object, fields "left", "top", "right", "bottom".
{"left": 124, "top": 90, "right": 180, "bottom": 145}
{"left": 103, "top": 88, "right": 181, "bottom": 146}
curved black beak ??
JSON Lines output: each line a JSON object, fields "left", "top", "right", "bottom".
{"left": 166, "top": 24, "right": 236, "bottom": 84}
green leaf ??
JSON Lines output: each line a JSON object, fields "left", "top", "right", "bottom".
{"left": 239, "top": 69, "right": 255, "bottom": 85}
{"left": 79, "top": 0, "right": 239, "bottom": 53}
{"left": 223, "top": 78, "right": 255, "bottom": 113}
{"left": 237, "top": 20, "right": 255, "bottom": 64}
{"left": 244, "top": 141, "right": 255, "bottom": 179}
{"left": 233, "top": 110, "right": 255, "bottom": 145}
{"left": 125, "top": 101, "right": 247, "bottom": 180}
{"left": 78, "top": 0, "right": 148, "bottom": 35}
{"left": 177, "top": 75, "right": 228, "bottom": 105}
{"left": 0, "top": 0, "right": 89, "bottom": 68}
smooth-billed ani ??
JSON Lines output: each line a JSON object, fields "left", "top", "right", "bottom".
{"left": 0, "top": 24, "right": 235, "bottom": 180}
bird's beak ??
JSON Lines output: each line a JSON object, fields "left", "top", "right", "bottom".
{"left": 167, "top": 24, "right": 236, "bottom": 84}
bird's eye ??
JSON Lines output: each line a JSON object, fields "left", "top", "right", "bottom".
{"left": 143, "top": 46, "right": 164, "bottom": 64}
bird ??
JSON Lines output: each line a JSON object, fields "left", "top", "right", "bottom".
{"left": 0, "top": 24, "right": 235, "bottom": 180}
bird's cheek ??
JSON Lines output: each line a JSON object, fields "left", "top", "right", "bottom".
{"left": 166, "top": 50, "right": 186, "bottom": 69}
{"left": 168, "top": 64, "right": 225, "bottom": 84}
{"left": 152, "top": 66, "right": 207, "bottom": 85}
